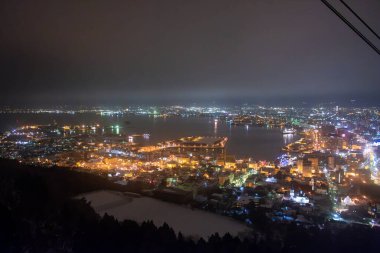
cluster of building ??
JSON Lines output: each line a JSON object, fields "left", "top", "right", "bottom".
{"left": 0, "top": 105, "right": 379, "bottom": 229}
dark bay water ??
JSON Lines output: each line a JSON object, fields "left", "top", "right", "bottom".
{"left": 0, "top": 113, "right": 298, "bottom": 160}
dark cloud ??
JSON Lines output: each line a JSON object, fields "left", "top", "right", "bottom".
{"left": 1, "top": 0, "right": 379, "bottom": 106}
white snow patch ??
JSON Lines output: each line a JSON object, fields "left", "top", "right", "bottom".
{"left": 77, "top": 190, "right": 250, "bottom": 238}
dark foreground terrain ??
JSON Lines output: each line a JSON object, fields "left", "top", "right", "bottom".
{"left": 0, "top": 159, "right": 379, "bottom": 253}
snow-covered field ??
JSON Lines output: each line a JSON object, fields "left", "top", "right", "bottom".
{"left": 77, "top": 190, "right": 250, "bottom": 238}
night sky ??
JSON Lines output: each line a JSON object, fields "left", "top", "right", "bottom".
{"left": 1, "top": 0, "right": 379, "bottom": 106}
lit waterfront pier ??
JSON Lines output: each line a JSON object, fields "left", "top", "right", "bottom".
{"left": 138, "top": 136, "right": 228, "bottom": 160}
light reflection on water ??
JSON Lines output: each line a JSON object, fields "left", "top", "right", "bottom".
{"left": 0, "top": 113, "right": 299, "bottom": 160}
{"left": 283, "top": 133, "right": 296, "bottom": 145}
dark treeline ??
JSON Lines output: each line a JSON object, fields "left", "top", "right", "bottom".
{"left": 0, "top": 159, "right": 379, "bottom": 253}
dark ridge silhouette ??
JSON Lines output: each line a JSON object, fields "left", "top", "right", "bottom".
{"left": 0, "top": 158, "right": 379, "bottom": 253}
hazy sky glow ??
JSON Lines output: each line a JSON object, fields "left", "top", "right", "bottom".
{"left": 1, "top": 0, "right": 380, "bottom": 106}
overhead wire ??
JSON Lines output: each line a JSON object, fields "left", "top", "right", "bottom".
{"left": 321, "top": 0, "right": 380, "bottom": 55}
{"left": 339, "top": 0, "right": 380, "bottom": 40}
